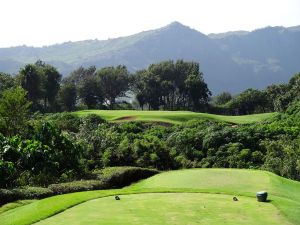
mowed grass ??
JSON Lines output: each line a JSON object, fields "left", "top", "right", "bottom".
{"left": 74, "top": 110, "right": 275, "bottom": 124}
{"left": 35, "top": 193, "right": 289, "bottom": 225}
{"left": 131, "top": 169, "right": 300, "bottom": 224}
{"left": 1, "top": 169, "right": 299, "bottom": 225}
{"left": 131, "top": 169, "right": 300, "bottom": 199}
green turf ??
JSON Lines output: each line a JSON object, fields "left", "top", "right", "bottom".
{"left": 73, "top": 110, "right": 275, "bottom": 124}
{"left": 35, "top": 193, "right": 289, "bottom": 225}
{"left": 131, "top": 169, "right": 299, "bottom": 199}
{"left": 131, "top": 169, "right": 300, "bottom": 224}
{"left": 0, "top": 200, "right": 37, "bottom": 214}
{"left": 1, "top": 169, "right": 299, "bottom": 225}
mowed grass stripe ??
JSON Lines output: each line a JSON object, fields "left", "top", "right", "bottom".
{"left": 73, "top": 110, "right": 275, "bottom": 124}
{"left": 34, "top": 193, "right": 290, "bottom": 225}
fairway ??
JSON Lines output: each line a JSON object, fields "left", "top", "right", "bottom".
{"left": 35, "top": 193, "right": 289, "bottom": 225}
{"left": 74, "top": 110, "right": 275, "bottom": 124}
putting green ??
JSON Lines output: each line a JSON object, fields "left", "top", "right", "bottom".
{"left": 35, "top": 193, "right": 289, "bottom": 225}
{"left": 74, "top": 110, "right": 275, "bottom": 124}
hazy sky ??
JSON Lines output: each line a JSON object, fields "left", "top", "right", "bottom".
{"left": 0, "top": 0, "right": 299, "bottom": 47}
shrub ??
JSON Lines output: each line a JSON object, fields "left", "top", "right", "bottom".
{"left": 0, "top": 167, "right": 159, "bottom": 205}
{"left": 80, "top": 114, "right": 106, "bottom": 131}
{"left": 49, "top": 180, "right": 106, "bottom": 194}
{"left": 92, "top": 166, "right": 159, "bottom": 188}
{"left": 12, "top": 187, "right": 53, "bottom": 199}
{"left": 0, "top": 187, "right": 53, "bottom": 205}
{"left": 46, "top": 112, "right": 81, "bottom": 132}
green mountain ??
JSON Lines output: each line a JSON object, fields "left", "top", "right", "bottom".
{"left": 0, "top": 22, "right": 299, "bottom": 94}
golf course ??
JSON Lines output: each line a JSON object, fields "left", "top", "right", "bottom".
{"left": 74, "top": 110, "right": 276, "bottom": 124}
{"left": 1, "top": 169, "right": 299, "bottom": 225}
{"left": 1, "top": 4, "right": 300, "bottom": 224}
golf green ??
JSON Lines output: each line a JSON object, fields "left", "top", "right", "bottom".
{"left": 74, "top": 110, "right": 275, "bottom": 124}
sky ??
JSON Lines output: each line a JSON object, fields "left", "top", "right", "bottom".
{"left": 0, "top": 0, "right": 299, "bottom": 47}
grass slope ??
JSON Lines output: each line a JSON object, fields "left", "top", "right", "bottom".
{"left": 0, "top": 200, "right": 36, "bottom": 214}
{"left": 0, "top": 169, "right": 299, "bottom": 225}
{"left": 74, "top": 110, "right": 275, "bottom": 124}
{"left": 131, "top": 169, "right": 300, "bottom": 224}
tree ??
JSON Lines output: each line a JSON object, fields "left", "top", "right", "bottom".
{"left": 132, "top": 60, "right": 210, "bottom": 111}
{"left": 0, "top": 73, "right": 15, "bottom": 95}
{"left": 184, "top": 73, "right": 211, "bottom": 110}
{"left": 131, "top": 70, "right": 148, "bottom": 110}
{"left": 276, "top": 73, "right": 300, "bottom": 111}
{"left": 65, "top": 66, "right": 96, "bottom": 85}
{"left": 214, "top": 92, "right": 232, "bottom": 105}
{"left": 66, "top": 66, "right": 102, "bottom": 109}
{"left": 97, "top": 66, "right": 130, "bottom": 109}
{"left": 78, "top": 76, "right": 103, "bottom": 109}
{"left": 0, "top": 87, "right": 31, "bottom": 136}
{"left": 264, "top": 84, "right": 288, "bottom": 112}
{"left": 228, "top": 89, "right": 269, "bottom": 115}
{"left": 132, "top": 70, "right": 161, "bottom": 110}
{"left": 58, "top": 81, "right": 77, "bottom": 111}
{"left": 18, "top": 64, "right": 41, "bottom": 110}
{"left": 18, "top": 61, "right": 62, "bottom": 112}
{"left": 41, "top": 64, "right": 62, "bottom": 111}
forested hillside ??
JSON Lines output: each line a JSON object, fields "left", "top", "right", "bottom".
{"left": 1, "top": 22, "right": 299, "bottom": 93}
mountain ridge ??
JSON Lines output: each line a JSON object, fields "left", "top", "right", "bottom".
{"left": 0, "top": 21, "right": 299, "bottom": 94}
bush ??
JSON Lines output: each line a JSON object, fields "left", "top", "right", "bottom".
{"left": 12, "top": 187, "right": 53, "bottom": 199}
{"left": 46, "top": 113, "right": 81, "bottom": 132}
{"left": 80, "top": 114, "right": 106, "bottom": 130}
{"left": 0, "top": 189, "right": 15, "bottom": 205}
{"left": 48, "top": 167, "right": 159, "bottom": 194}
{"left": 0, "top": 167, "right": 159, "bottom": 205}
{"left": 92, "top": 166, "right": 159, "bottom": 187}
{"left": 49, "top": 180, "right": 106, "bottom": 194}
{"left": 0, "top": 187, "right": 53, "bottom": 205}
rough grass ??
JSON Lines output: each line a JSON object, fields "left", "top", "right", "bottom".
{"left": 1, "top": 169, "right": 299, "bottom": 225}
{"left": 74, "top": 110, "right": 275, "bottom": 125}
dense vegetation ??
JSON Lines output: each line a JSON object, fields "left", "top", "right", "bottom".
{"left": 0, "top": 104, "right": 299, "bottom": 192}
{"left": 212, "top": 72, "right": 300, "bottom": 114}
{"left": 0, "top": 166, "right": 158, "bottom": 205}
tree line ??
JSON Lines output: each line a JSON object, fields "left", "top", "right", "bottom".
{"left": 1, "top": 59, "right": 299, "bottom": 116}
{"left": 212, "top": 73, "right": 300, "bottom": 115}
{"left": 0, "top": 60, "right": 211, "bottom": 113}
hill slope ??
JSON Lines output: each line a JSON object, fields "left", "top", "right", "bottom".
{"left": 1, "top": 169, "right": 299, "bottom": 225}
{"left": 1, "top": 22, "right": 300, "bottom": 94}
